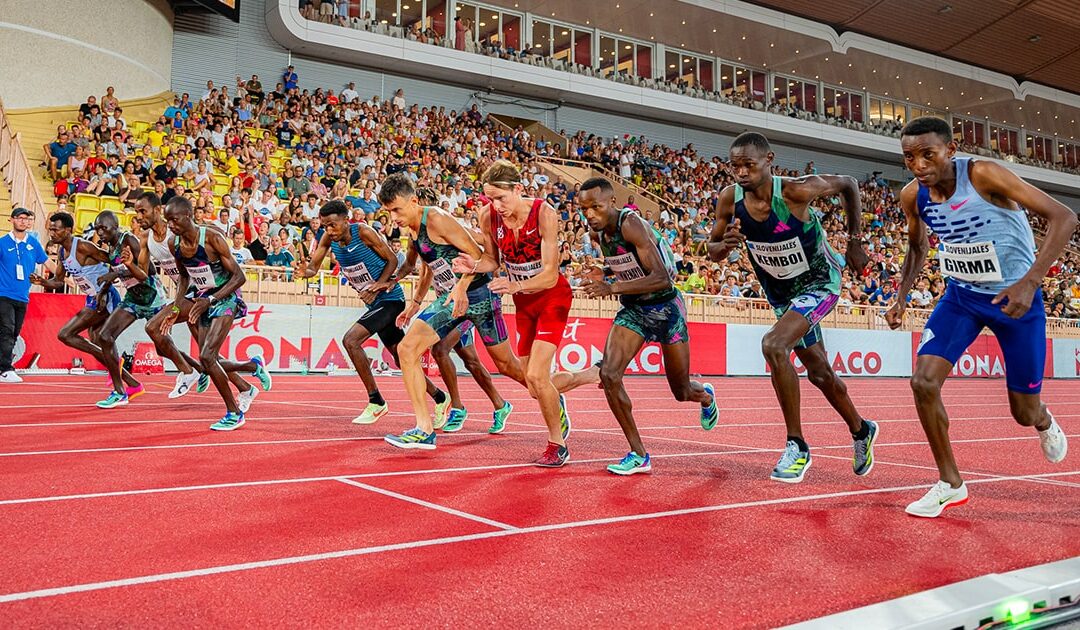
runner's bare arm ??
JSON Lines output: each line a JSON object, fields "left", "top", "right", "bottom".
{"left": 788, "top": 174, "right": 868, "bottom": 274}
{"left": 430, "top": 209, "right": 482, "bottom": 317}
{"left": 969, "top": 160, "right": 1079, "bottom": 286}
{"left": 122, "top": 232, "right": 149, "bottom": 282}
{"left": 429, "top": 209, "right": 482, "bottom": 290}
{"left": 452, "top": 205, "right": 500, "bottom": 274}
{"left": 204, "top": 229, "right": 247, "bottom": 299}
{"left": 357, "top": 222, "right": 398, "bottom": 291}
{"left": 395, "top": 242, "right": 419, "bottom": 279}
{"left": 885, "top": 182, "right": 930, "bottom": 329}
{"left": 299, "top": 232, "right": 333, "bottom": 278}
{"left": 707, "top": 186, "right": 742, "bottom": 262}
{"left": 610, "top": 214, "right": 673, "bottom": 296}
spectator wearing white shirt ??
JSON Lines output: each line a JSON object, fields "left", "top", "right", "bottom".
{"left": 341, "top": 82, "right": 359, "bottom": 103}
{"left": 391, "top": 89, "right": 406, "bottom": 110}
{"left": 230, "top": 229, "right": 254, "bottom": 266}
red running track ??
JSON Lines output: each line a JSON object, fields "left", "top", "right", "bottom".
{"left": 0, "top": 374, "right": 1077, "bottom": 627}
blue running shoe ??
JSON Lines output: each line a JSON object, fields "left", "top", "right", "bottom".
{"left": 700, "top": 383, "right": 719, "bottom": 431}
{"left": 559, "top": 394, "right": 571, "bottom": 440}
{"left": 196, "top": 373, "right": 211, "bottom": 393}
{"left": 385, "top": 428, "right": 437, "bottom": 450}
{"left": 96, "top": 391, "right": 128, "bottom": 409}
{"left": 489, "top": 401, "right": 513, "bottom": 434}
{"left": 210, "top": 411, "right": 245, "bottom": 431}
{"left": 607, "top": 451, "right": 652, "bottom": 475}
{"left": 442, "top": 408, "right": 468, "bottom": 433}
{"left": 252, "top": 355, "right": 272, "bottom": 391}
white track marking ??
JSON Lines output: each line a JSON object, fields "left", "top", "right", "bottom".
{"left": 0, "top": 469, "right": 1077, "bottom": 604}
{"left": 0, "top": 448, "right": 766, "bottom": 506}
{"left": 335, "top": 478, "right": 517, "bottom": 530}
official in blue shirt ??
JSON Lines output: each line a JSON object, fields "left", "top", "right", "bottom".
{"left": 0, "top": 208, "right": 48, "bottom": 382}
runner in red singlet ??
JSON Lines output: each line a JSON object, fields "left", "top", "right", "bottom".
{"left": 453, "top": 160, "right": 598, "bottom": 467}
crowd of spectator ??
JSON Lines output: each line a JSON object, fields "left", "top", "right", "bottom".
{"left": 36, "top": 70, "right": 1080, "bottom": 319}
{"left": 297, "top": 1, "right": 1080, "bottom": 178}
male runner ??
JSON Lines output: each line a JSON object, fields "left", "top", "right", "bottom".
{"left": 382, "top": 173, "right": 589, "bottom": 464}
{"left": 136, "top": 192, "right": 258, "bottom": 408}
{"left": 578, "top": 177, "right": 718, "bottom": 475}
{"left": 397, "top": 242, "right": 513, "bottom": 434}
{"left": 708, "top": 132, "right": 877, "bottom": 483}
{"left": 159, "top": 196, "right": 271, "bottom": 431}
{"left": 299, "top": 199, "right": 452, "bottom": 425}
{"left": 451, "top": 160, "right": 599, "bottom": 465}
{"left": 886, "top": 116, "right": 1075, "bottom": 517}
{"left": 30, "top": 212, "right": 142, "bottom": 399}
{"left": 90, "top": 211, "right": 167, "bottom": 409}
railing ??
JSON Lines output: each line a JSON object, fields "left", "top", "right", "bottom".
{"left": 542, "top": 154, "right": 676, "bottom": 218}
{"left": 488, "top": 114, "right": 568, "bottom": 157}
{"left": 0, "top": 97, "right": 49, "bottom": 235}
{"left": 42, "top": 263, "right": 1080, "bottom": 336}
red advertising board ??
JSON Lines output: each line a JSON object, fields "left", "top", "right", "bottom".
{"left": 16, "top": 294, "right": 103, "bottom": 370}
{"left": 911, "top": 332, "right": 1054, "bottom": 379}
{"left": 475, "top": 316, "right": 727, "bottom": 376}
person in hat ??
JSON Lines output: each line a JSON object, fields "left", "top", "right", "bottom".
{"left": 0, "top": 208, "right": 48, "bottom": 382}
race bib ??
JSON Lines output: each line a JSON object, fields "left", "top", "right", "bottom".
{"left": 606, "top": 252, "right": 645, "bottom": 282}
{"left": 112, "top": 264, "right": 140, "bottom": 288}
{"left": 157, "top": 258, "right": 181, "bottom": 280}
{"left": 341, "top": 261, "right": 375, "bottom": 292}
{"left": 746, "top": 237, "right": 809, "bottom": 280}
{"left": 429, "top": 258, "right": 457, "bottom": 295}
{"left": 72, "top": 273, "right": 95, "bottom": 295}
{"left": 938, "top": 241, "right": 1003, "bottom": 283}
{"left": 505, "top": 259, "right": 542, "bottom": 283}
{"left": 187, "top": 263, "right": 217, "bottom": 291}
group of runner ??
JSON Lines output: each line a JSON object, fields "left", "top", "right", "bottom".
{"left": 31, "top": 121, "right": 1076, "bottom": 517}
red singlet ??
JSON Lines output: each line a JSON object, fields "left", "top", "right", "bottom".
{"left": 490, "top": 198, "right": 573, "bottom": 355}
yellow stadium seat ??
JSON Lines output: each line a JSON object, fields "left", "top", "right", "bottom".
{"left": 73, "top": 194, "right": 102, "bottom": 230}
{"left": 99, "top": 196, "right": 124, "bottom": 215}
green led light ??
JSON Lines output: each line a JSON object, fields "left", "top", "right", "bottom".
{"left": 1005, "top": 599, "right": 1031, "bottom": 623}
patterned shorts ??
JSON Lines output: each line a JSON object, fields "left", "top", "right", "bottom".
{"left": 771, "top": 287, "right": 839, "bottom": 349}
{"left": 418, "top": 283, "right": 508, "bottom": 347}
{"left": 613, "top": 292, "right": 690, "bottom": 345}
{"left": 195, "top": 291, "right": 248, "bottom": 328}
{"left": 119, "top": 278, "right": 167, "bottom": 321}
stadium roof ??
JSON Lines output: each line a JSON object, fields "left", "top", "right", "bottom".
{"left": 744, "top": 0, "right": 1080, "bottom": 97}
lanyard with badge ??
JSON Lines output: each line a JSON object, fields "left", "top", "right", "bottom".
{"left": 12, "top": 236, "right": 25, "bottom": 282}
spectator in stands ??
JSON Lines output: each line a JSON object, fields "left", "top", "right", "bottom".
{"left": 101, "top": 86, "right": 119, "bottom": 113}
{"left": 265, "top": 235, "right": 295, "bottom": 280}
{"left": 246, "top": 74, "right": 264, "bottom": 104}
{"left": 341, "top": 81, "right": 359, "bottom": 103}
{"left": 287, "top": 166, "right": 311, "bottom": 198}
{"left": 392, "top": 88, "right": 406, "bottom": 110}
{"left": 220, "top": 230, "right": 251, "bottom": 270}
{"left": 44, "top": 131, "right": 76, "bottom": 181}
{"left": 283, "top": 65, "right": 298, "bottom": 91}
{"left": 79, "top": 96, "right": 97, "bottom": 119}
{"left": 85, "top": 162, "right": 116, "bottom": 196}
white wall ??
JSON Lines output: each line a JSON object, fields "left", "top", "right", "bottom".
{"left": 0, "top": 0, "right": 173, "bottom": 109}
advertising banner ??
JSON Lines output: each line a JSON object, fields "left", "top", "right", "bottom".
{"left": 725, "top": 324, "right": 913, "bottom": 377}
{"left": 911, "top": 332, "right": 1053, "bottom": 380}
{"left": 1051, "top": 338, "right": 1080, "bottom": 379}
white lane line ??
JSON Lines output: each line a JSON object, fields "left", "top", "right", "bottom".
{"left": 335, "top": 478, "right": 517, "bottom": 530}
{"left": 0, "top": 447, "right": 764, "bottom": 507}
{"left": 0, "top": 469, "right": 1077, "bottom": 604}
{"left": 0, "top": 429, "right": 560, "bottom": 457}
{"left": 620, "top": 430, "right": 1080, "bottom": 489}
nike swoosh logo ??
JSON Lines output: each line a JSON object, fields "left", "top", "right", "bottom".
{"left": 1028, "top": 381, "right": 1042, "bottom": 389}
{"left": 525, "top": 229, "right": 537, "bottom": 235}
{"left": 949, "top": 199, "right": 969, "bottom": 211}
